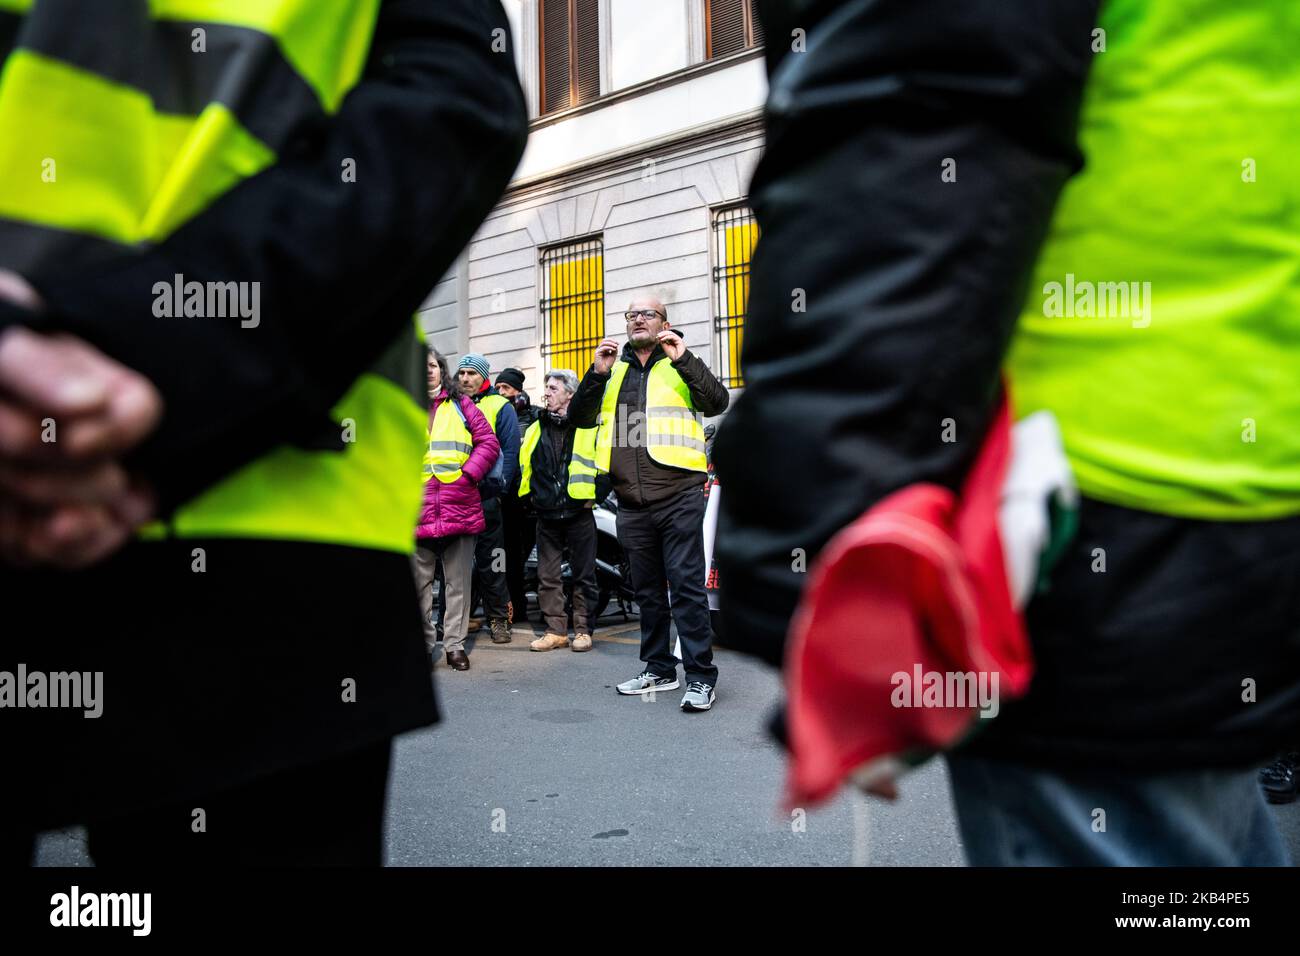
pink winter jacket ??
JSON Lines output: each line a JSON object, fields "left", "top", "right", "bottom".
{"left": 416, "top": 389, "right": 500, "bottom": 541}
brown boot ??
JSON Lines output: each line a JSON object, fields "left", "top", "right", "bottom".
{"left": 446, "top": 649, "right": 470, "bottom": 671}
{"left": 490, "top": 618, "right": 512, "bottom": 644}
{"left": 572, "top": 633, "right": 593, "bottom": 652}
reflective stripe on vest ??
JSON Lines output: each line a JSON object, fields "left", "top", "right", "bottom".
{"left": 476, "top": 392, "right": 509, "bottom": 435}
{"left": 0, "top": 1, "right": 427, "bottom": 554}
{"left": 519, "top": 419, "right": 600, "bottom": 500}
{"left": 595, "top": 360, "right": 708, "bottom": 474}
{"left": 423, "top": 394, "right": 474, "bottom": 485}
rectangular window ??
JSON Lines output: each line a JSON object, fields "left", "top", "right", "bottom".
{"left": 540, "top": 0, "right": 601, "bottom": 115}
{"left": 706, "top": 0, "right": 764, "bottom": 59}
{"left": 712, "top": 205, "right": 758, "bottom": 388}
{"left": 540, "top": 238, "right": 605, "bottom": 376}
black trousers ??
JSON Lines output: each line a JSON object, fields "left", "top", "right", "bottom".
{"left": 501, "top": 491, "right": 536, "bottom": 619}
{"left": 617, "top": 487, "right": 718, "bottom": 684}
{"left": 474, "top": 496, "right": 511, "bottom": 620}
{"left": 4, "top": 741, "right": 393, "bottom": 867}
{"left": 536, "top": 510, "right": 599, "bottom": 634}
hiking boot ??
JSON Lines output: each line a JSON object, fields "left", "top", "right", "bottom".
{"left": 530, "top": 632, "right": 569, "bottom": 652}
{"left": 572, "top": 633, "right": 593, "bottom": 652}
{"left": 490, "top": 618, "right": 512, "bottom": 644}
{"left": 616, "top": 671, "right": 679, "bottom": 695}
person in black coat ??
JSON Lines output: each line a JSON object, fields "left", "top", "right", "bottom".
{"left": 496, "top": 367, "right": 539, "bottom": 622}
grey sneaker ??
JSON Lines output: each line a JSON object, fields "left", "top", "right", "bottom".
{"left": 680, "top": 681, "right": 716, "bottom": 712}
{"left": 616, "top": 671, "right": 680, "bottom": 695}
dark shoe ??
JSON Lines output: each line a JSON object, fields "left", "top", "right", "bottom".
{"left": 490, "top": 618, "right": 512, "bottom": 644}
{"left": 446, "top": 650, "right": 470, "bottom": 671}
{"left": 1260, "top": 751, "right": 1300, "bottom": 804}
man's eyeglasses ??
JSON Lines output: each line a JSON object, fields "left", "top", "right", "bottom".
{"left": 625, "top": 309, "right": 664, "bottom": 322}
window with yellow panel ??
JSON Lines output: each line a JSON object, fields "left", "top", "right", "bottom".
{"left": 712, "top": 206, "right": 758, "bottom": 388}
{"left": 539, "top": 238, "right": 604, "bottom": 376}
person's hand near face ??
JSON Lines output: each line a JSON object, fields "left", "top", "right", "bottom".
{"left": 593, "top": 337, "right": 621, "bottom": 375}
{"left": 656, "top": 328, "right": 686, "bottom": 361}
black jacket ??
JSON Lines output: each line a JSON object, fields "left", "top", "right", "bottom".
{"left": 1, "top": 0, "right": 528, "bottom": 828}
{"left": 714, "top": 0, "right": 1300, "bottom": 769}
{"left": 521, "top": 410, "right": 606, "bottom": 520}
{"left": 570, "top": 340, "right": 729, "bottom": 508}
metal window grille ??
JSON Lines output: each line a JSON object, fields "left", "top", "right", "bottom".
{"left": 539, "top": 238, "right": 605, "bottom": 376}
{"left": 712, "top": 206, "right": 757, "bottom": 388}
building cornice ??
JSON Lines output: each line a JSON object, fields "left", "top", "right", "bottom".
{"left": 527, "top": 46, "right": 764, "bottom": 132}
{"left": 500, "top": 110, "right": 765, "bottom": 207}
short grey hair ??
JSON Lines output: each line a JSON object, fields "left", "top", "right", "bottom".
{"left": 545, "top": 369, "right": 579, "bottom": 394}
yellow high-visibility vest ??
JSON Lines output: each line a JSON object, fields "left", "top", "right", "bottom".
{"left": 595, "top": 360, "right": 708, "bottom": 474}
{"left": 0, "top": 0, "right": 426, "bottom": 554}
{"left": 476, "top": 392, "right": 510, "bottom": 435}
{"left": 519, "top": 419, "right": 599, "bottom": 500}
{"left": 423, "top": 395, "right": 474, "bottom": 485}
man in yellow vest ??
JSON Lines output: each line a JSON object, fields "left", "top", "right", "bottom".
{"left": 520, "top": 369, "right": 603, "bottom": 653}
{"left": 569, "top": 295, "right": 730, "bottom": 711}
{"left": 0, "top": 0, "right": 527, "bottom": 865}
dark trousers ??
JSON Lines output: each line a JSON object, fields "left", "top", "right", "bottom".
{"left": 474, "top": 496, "right": 511, "bottom": 621}
{"left": 3, "top": 741, "right": 392, "bottom": 867}
{"left": 617, "top": 487, "right": 718, "bottom": 684}
{"left": 501, "top": 491, "right": 536, "bottom": 619}
{"left": 536, "top": 510, "right": 600, "bottom": 635}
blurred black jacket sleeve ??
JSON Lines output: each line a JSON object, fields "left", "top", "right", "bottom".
{"left": 713, "top": 0, "right": 1099, "bottom": 667}
{"left": 23, "top": 0, "right": 528, "bottom": 514}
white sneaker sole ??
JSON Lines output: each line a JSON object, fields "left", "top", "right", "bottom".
{"left": 616, "top": 678, "right": 680, "bottom": 696}
{"left": 680, "top": 694, "right": 716, "bottom": 712}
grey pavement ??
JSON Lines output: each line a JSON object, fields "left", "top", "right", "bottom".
{"left": 33, "top": 614, "right": 1300, "bottom": 866}
{"left": 385, "top": 618, "right": 962, "bottom": 866}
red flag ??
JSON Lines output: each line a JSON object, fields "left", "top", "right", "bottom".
{"left": 783, "top": 392, "right": 1033, "bottom": 807}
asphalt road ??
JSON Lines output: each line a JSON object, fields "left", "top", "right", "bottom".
{"left": 32, "top": 612, "right": 1300, "bottom": 867}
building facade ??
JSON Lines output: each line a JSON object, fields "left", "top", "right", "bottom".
{"left": 419, "top": 0, "right": 767, "bottom": 405}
